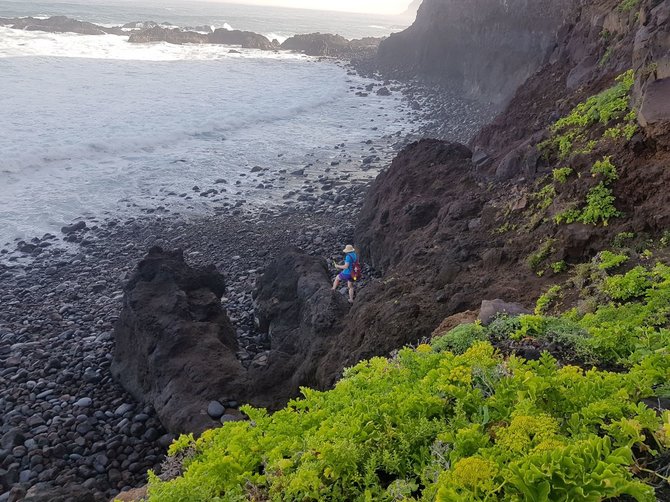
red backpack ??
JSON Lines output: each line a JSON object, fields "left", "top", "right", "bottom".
{"left": 351, "top": 254, "right": 362, "bottom": 281}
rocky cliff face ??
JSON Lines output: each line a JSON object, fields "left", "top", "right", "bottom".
{"left": 377, "top": 0, "right": 578, "bottom": 105}
{"left": 356, "top": 0, "right": 670, "bottom": 356}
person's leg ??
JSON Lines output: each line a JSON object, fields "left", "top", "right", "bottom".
{"left": 347, "top": 281, "right": 354, "bottom": 303}
{"left": 332, "top": 275, "right": 341, "bottom": 290}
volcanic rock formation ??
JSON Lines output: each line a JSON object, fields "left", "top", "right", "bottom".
{"left": 377, "top": 0, "right": 579, "bottom": 105}
{"left": 111, "top": 248, "right": 246, "bottom": 435}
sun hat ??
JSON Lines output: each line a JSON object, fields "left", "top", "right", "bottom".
{"left": 343, "top": 245, "right": 355, "bottom": 253}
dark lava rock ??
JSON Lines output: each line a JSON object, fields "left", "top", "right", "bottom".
{"left": 22, "top": 483, "right": 95, "bottom": 502}
{"left": 61, "top": 221, "right": 86, "bottom": 235}
{"left": 376, "top": 0, "right": 578, "bottom": 105}
{"left": 249, "top": 248, "right": 350, "bottom": 406}
{"left": 128, "top": 26, "right": 209, "bottom": 44}
{"left": 478, "top": 299, "right": 532, "bottom": 325}
{"left": 111, "top": 247, "right": 246, "bottom": 434}
{"left": 5, "top": 16, "right": 123, "bottom": 35}
{"left": 209, "top": 28, "right": 274, "bottom": 50}
{"left": 281, "top": 33, "right": 380, "bottom": 59}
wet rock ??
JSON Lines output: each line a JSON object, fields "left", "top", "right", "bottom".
{"left": 61, "top": 221, "right": 86, "bottom": 235}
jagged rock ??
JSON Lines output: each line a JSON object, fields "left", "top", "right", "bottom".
{"left": 633, "top": 0, "right": 670, "bottom": 146}
{"left": 128, "top": 26, "right": 274, "bottom": 49}
{"left": 377, "top": 0, "right": 578, "bottom": 105}
{"left": 3, "top": 15, "right": 123, "bottom": 35}
{"left": 61, "top": 221, "right": 86, "bottom": 234}
{"left": 494, "top": 140, "right": 540, "bottom": 180}
{"left": 478, "top": 299, "right": 532, "bottom": 325}
{"left": 111, "top": 247, "right": 246, "bottom": 434}
{"left": 249, "top": 248, "right": 350, "bottom": 406}
{"left": 281, "top": 33, "right": 380, "bottom": 59}
{"left": 23, "top": 483, "right": 94, "bottom": 502}
{"left": 128, "top": 26, "right": 209, "bottom": 44}
{"left": 209, "top": 28, "right": 274, "bottom": 49}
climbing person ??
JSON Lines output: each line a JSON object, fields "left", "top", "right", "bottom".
{"left": 332, "top": 244, "right": 361, "bottom": 304}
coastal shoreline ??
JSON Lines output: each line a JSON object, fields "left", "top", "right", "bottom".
{"left": 0, "top": 30, "right": 493, "bottom": 500}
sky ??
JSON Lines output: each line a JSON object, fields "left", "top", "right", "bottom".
{"left": 206, "top": 0, "right": 413, "bottom": 15}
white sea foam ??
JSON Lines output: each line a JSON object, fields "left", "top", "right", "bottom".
{"left": 0, "top": 28, "right": 414, "bottom": 245}
{"left": 0, "top": 26, "right": 305, "bottom": 61}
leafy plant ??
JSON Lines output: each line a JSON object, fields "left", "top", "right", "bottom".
{"left": 599, "top": 251, "right": 629, "bottom": 270}
{"left": 536, "top": 285, "right": 562, "bottom": 314}
{"left": 551, "top": 260, "right": 568, "bottom": 274}
{"left": 148, "top": 340, "right": 668, "bottom": 501}
{"left": 579, "top": 182, "right": 621, "bottom": 226}
{"left": 527, "top": 239, "right": 556, "bottom": 272}
{"left": 552, "top": 167, "right": 573, "bottom": 184}
{"left": 432, "top": 322, "right": 487, "bottom": 354}
{"left": 618, "top": 0, "right": 640, "bottom": 12}
{"left": 604, "top": 266, "right": 651, "bottom": 300}
{"left": 591, "top": 156, "right": 618, "bottom": 183}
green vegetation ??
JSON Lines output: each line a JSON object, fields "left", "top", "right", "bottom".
{"left": 579, "top": 182, "right": 621, "bottom": 225}
{"left": 591, "top": 156, "right": 618, "bottom": 183}
{"left": 527, "top": 239, "right": 555, "bottom": 272}
{"left": 551, "top": 260, "right": 568, "bottom": 274}
{"left": 599, "top": 251, "right": 629, "bottom": 270}
{"left": 147, "top": 258, "right": 670, "bottom": 501}
{"left": 618, "top": 0, "right": 640, "bottom": 12}
{"left": 432, "top": 322, "right": 487, "bottom": 354}
{"left": 552, "top": 167, "right": 573, "bottom": 183}
{"left": 538, "top": 71, "right": 634, "bottom": 161}
{"left": 535, "top": 285, "right": 562, "bottom": 314}
{"left": 614, "top": 231, "right": 636, "bottom": 248}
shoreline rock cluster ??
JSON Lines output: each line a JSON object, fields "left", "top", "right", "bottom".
{"left": 0, "top": 200, "right": 367, "bottom": 500}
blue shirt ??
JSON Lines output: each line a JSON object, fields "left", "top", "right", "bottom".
{"left": 343, "top": 252, "right": 357, "bottom": 275}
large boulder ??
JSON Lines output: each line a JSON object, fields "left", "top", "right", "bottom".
{"left": 6, "top": 15, "right": 123, "bottom": 35}
{"left": 248, "top": 248, "right": 350, "bottom": 406}
{"left": 281, "top": 33, "right": 380, "bottom": 59}
{"left": 128, "top": 26, "right": 209, "bottom": 44}
{"left": 111, "top": 247, "right": 246, "bottom": 434}
{"left": 209, "top": 28, "right": 275, "bottom": 50}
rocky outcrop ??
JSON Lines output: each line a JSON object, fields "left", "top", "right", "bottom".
{"left": 634, "top": 0, "right": 670, "bottom": 146}
{"left": 111, "top": 248, "right": 246, "bottom": 435}
{"left": 401, "top": 0, "right": 423, "bottom": 20}
{"left": 128, "top": 26, "right": 209, "bottom": 44}
{"left": 21, "top": 484, "right": 95, "bottom": 502}
{"left": 328, "top": 140, "right": 547, "bottom": 371}
{"left": 1, "top": 16, "right": 124, "bottom": 35}
{"left": 209, "top": 28, "right": 275, "bottom": 49}
{"left": 249, "top": 248, "right": 350, "bottom": 405}
{"left": 377, "top": 0, "right": 579, "bottom": 105}
{"left": 281, "top": 33, "right": 381, "bottom": 59}
{"left": 128, "top": 26, "right": 275, "bottom": 49}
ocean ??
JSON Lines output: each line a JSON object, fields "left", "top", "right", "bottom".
{"left": 0, "top": 1, "right": 414, "bottom": 247}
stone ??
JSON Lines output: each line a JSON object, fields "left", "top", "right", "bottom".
{"left": 478, "top": 299, "right": 532, "bottom": 325}
{"left": 1, "top": 429, "right": 25, "bottom": 450}
{"left": 207, "top": 401, "right": 226, "bottom": 419}
{"left": 74, "top": 397, "right": 92, "bottom": 408}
